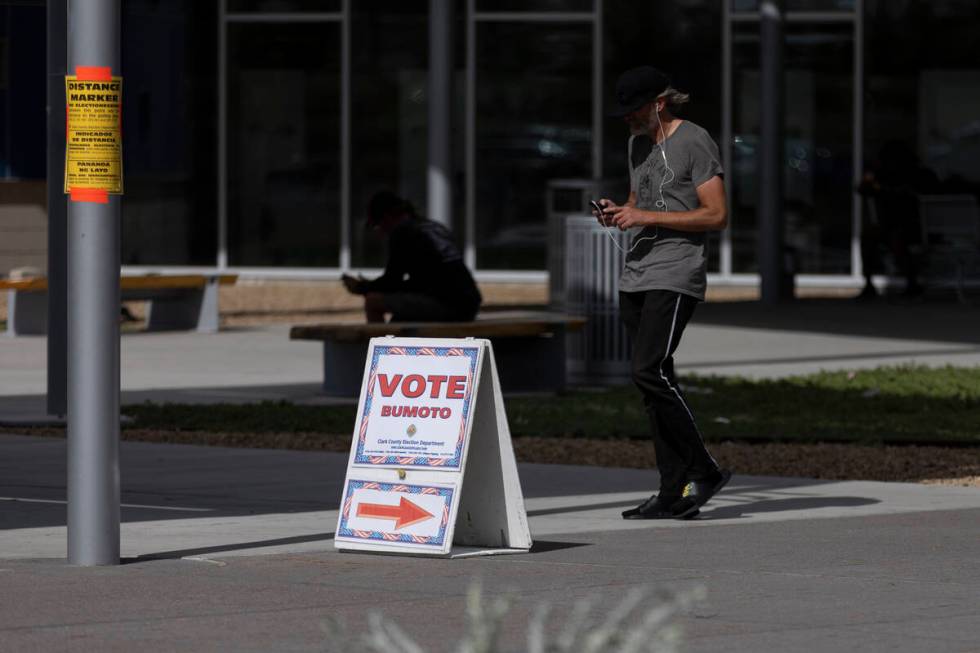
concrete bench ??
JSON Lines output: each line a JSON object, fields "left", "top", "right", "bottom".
{"left": 289, "top": 312, "right": 587, "bottom": 396}
{"left": 2, "top": 274, "right": 237, "bottom": 336}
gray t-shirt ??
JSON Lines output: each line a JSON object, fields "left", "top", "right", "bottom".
{"left": 618, "top": 120, "right": 723, "bottom": 301}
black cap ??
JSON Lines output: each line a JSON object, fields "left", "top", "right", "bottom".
{"left": 367, "top": 191, "right": 413, "bottom": 226}
{"left": 610, "top": 66, "right": 671, "bottom": 117}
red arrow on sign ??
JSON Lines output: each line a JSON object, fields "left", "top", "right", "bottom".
{"left": 356, "top": 496, "right": 435, "bottom": 530}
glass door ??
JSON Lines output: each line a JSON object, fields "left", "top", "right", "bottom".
{"left": 221, "top": 7, "right": 345, "bottom": 268}
{"left": 467, "top": 1, "right": 599, "bottom": 272}
{"left": 724, "top": 4, "right": 862, "bottom": 278}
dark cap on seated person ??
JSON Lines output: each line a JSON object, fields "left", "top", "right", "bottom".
{"left": 610, "top": 66, "right": 671, "bottom": 117}
{"left": 367, "top": 191, "right": 414, "bottom": 227}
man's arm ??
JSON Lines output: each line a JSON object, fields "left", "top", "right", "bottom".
{"left": 358, "top": 227, "right": 414, "bottom": 294}
{"left": 361, "top": 258, "right": 407, "bottom": 294}
{"left": 341, "top": 273, "right": 368, "bottom": 295}
{"left": 604, "top": 176, "right": 727, "bottom": 232}
{"left": 342, "top": 260, "right": 406, "bottom": 295}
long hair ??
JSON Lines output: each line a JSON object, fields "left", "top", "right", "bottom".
{"left": 658, "top": 86, "right": 691, "bottom": 111}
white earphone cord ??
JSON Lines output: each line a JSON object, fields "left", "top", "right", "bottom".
{"left": 601, "top": 107, "right": 675, "bottom": 255}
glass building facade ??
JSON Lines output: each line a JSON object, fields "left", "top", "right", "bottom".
{"left": 2, "top": 0, "right": 979, "bottom": 284}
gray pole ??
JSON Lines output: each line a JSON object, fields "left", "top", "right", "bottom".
{"left": 47, "top": 0, "right": 68, "bottom": 417}
{"left": 758, "top": 0, "right": 787, "bottom": 303}
{"left": 67, "top": 0, "right": 121, "bottom": 566}
{"left": 427, "top": 0, "right": 453, "bottom": 227}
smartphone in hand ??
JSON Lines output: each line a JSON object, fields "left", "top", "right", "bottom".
{"left": 591, "top": 199, "right": 610, "bottom": 226}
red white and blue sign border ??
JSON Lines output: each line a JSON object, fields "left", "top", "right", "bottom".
{"left": 337, "top": 480, "right": 455, "bottom": 548}
{"left": 353, "top": 344, "right": 481, "bottom": 469}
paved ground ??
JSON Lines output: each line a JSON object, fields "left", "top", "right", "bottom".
{"left": 1, "top": 435, "right": 979, "bottom": 652}
{"left": 1, "top": 298, "right": 979, "bottom": 651}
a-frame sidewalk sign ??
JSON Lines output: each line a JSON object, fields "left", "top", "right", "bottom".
{"left": 334, "top": 337, "right": 533, "bottom": 557}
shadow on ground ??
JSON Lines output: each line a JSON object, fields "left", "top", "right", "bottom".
{"left": 0, "top": 436, "right": 855, "bottom": 532}
{"left": 527, "top": 495, "right": 880, "bottom": 521}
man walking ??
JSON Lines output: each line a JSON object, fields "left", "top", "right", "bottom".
{"left": 596, "top": 66, "right": 731, "bottom": 519}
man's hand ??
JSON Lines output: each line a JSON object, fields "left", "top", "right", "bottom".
{"left": 592, "top": 193, "right": 634, "bottom": 227}
{"left": 608, "top": 204, "right": 655, "bottom": 230}
{"left": 341, "top": 273, "right": 367, "bottom": 295}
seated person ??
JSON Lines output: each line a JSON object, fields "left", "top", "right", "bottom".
{"left": 342, "top": 192, "right": 481, "bottom": 323}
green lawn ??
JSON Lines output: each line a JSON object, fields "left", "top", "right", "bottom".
{"left": 122, "top": 365, "right": 980, "bottom": 446}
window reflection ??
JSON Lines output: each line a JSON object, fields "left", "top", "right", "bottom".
{"left": 227, "top": 22, "right": 341, "bottom": 267}
{"left": 731, "top": 1, "right": 855, "bottom": 11}
{"left": 0, "top": 3, "right": 47, "bottom": 277}
{"left": 350, "top": 2, "right": 430, "bottom": 269}
{"left": 731, "top": 25, "right": 854, "bottom": 274}
{"left": 866, "top": 1, "right": 980, "bottom": 189}
{"left": 0, "top": 4, "right": 45, "bottom": 181}
{"left": 227, "top": 1, "right": 341, "bottom": 12}
{"left": 121, "top": 0, "right": 218, "bottom": 266}
{"left": 475, "top": 22, "right": 592, "bottom": 270}
{"left": 477, "top": 0, "right": 592, "bottom": 11}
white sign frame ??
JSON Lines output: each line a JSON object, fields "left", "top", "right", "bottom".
{"left": 334, "top": 337, "right": 533, "bottom": 557}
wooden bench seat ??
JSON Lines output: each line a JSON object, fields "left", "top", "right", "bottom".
{"left": 2, "top": 274, "right": 237, "bottom": 336}
{"left": 290, "top": 312, "right": 586, "bottom": 396}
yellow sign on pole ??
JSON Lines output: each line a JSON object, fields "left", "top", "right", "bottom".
{"left": 64, "top": 73, "right": 123, "bottom": 201}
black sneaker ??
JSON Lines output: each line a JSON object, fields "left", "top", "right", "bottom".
{"left": 622, "top": 495, "right": 699, "bottom": 520}
{"left": 671, "top": 469, "right": 732, "bottom": 520}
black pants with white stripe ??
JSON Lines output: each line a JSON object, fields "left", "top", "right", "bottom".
{"left": 620, "top": 290, "right": 719, "bottom": 497}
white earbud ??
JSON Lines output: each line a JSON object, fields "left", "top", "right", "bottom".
{"left": 653, "top": 104, "right": 674, "bottom": 211}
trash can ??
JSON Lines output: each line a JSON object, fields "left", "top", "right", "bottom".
{"left": 563, "top": 215, "right": 633, "bottom": 385}
{"left": 546, "top": 178, "right": 627, "bottom": 310}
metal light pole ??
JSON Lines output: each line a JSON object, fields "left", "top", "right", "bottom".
{"left": 428, "top": 0, "right": 453, "bottom": 227}
{"left": 759, "top": 0, "right": 788, "bottom": 303}
{"left": 66, "top": 0, "right": 121, "bottom": 566}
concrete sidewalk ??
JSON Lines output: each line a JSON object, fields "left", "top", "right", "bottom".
{"left": 2, "top": 299, "right": 980, "bottom": 420}
{"left": 1, "top": 434, "right": 979, "bottom": 652}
